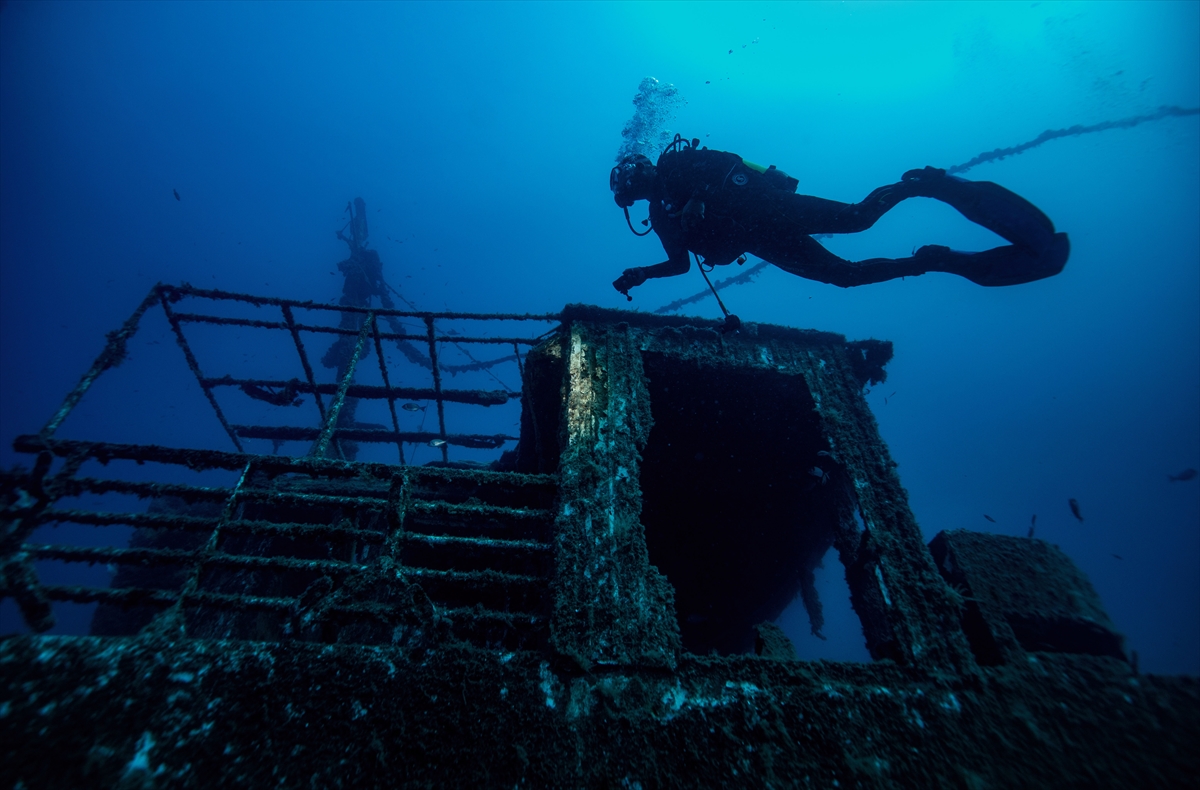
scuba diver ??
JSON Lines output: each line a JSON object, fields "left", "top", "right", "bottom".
{"left": 610, "top": 136, "right": 1069, "bottom": 300}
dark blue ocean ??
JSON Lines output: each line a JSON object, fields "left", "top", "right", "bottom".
{"left": 1, "top": 1, "right": 1197, "bottom": 676}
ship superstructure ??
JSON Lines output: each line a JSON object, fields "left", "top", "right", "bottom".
{"left": 1, "top": 285, "right": 1195, "bottom": 788}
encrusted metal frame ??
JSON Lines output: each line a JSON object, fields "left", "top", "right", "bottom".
{"left": 42, "top": 282, "right": 559, "bottom": 460}
{"left": 1, "top": 283, "right": 560, "bottom": 640}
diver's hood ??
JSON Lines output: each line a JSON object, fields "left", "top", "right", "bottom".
{"left": 611, "top": 154, "right": 653, "bottom": 208}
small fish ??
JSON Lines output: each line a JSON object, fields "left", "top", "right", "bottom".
{"left": 728, "top": 49, "right": 733, "bottom": 54}
{"left": 173, "top": 189, "right": 181, "bottom": 201}
{"left": 1068, "top": 498, "right": 1083, "bottom": 522}
{"left": 1112, "top": 554, "right": 1123, "bottom": 560}
{"left": 983, "top": 515, "right": 996, "bottom": 523}
{"left": 401, "top": 403, "right": 426, "bottom": 412}
{"left": 428, "top": 439, "right": 446, "bottom": 448}
{"left": 816, "top": 450, "right": 833, "bottom": 459}
{"left": 807, "top": 467, "right": 829, "bottom": 485}
{"left": 1168, "top": 468, "right": 1197, "bottom": 482}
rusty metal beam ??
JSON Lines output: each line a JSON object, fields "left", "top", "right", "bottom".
{"left": 11, "top": 435, "right": 397, "bottom": 478}
{"left": 232, "top": 425, "right": 514, "bottom": 450}
{"left": 425, "top": 316, "right": 449, "bottom": 463}
{"left": 159, "top": 282, "right": 560, "bottom": 322}
{"left": 39, "top": 284, "right": 162, "bottom": 439}
{"left": 372, "top": 318, "right": 405, "bottom": 464}
{"left": 172, "top": 312, "right": 545, "bottom": 346}
{"left": 159, "top": 289, "right": 244, "bottom": 452}
{"left": 201, "top": 376, "right": 512, "bottom": 407}
{"left": 314, "top": 314, "right": 374, "bottom": 459}
{"left": 33, "top": 510, "right": 387, "bottom": 543}
{"left": 281, "top": 303, "right": 327, "bottom": 422}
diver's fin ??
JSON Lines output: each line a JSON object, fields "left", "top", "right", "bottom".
{"left": 918, "top": 233, "right": 1070, "bottom": 287}
{"left": 904, "top": 169, "right": 1057, "bottom": 252}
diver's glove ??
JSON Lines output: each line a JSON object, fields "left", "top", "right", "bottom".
{"left": 681, "top": 198, "right": 705, "bottom": 231}
{"left": 613, "top": 267, "right": 648, "bottom": 301}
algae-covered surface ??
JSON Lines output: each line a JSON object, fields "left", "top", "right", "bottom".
{"left": 3, "top": 306, "right": 1197, "bottom": 788}
{"left": 1, "top": 633, "right": 1196, "bottom": 788}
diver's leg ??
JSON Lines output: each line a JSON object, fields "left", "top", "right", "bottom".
{"left": 787, "top": 168, "right": 1061, "bottom": 244}
{"left": 897, "top": 166, "right": 1069, "bottom": 284}
{"left": 901, "top": 167, "right": 1057, "bottom": 252}
{"left": 777, "top": 187, "right": 913, "bottom": 235}
{"left": 753, "top": 234, "right": 930, "bottom": 288}
{"left": 912, "top": 233, "right": 1070, "bottom": 287}
{"left": 755, "top": 232, "right": 1069, "bottom": 289}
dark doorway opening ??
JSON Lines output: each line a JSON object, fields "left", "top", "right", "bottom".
{"left": 639, "top": 353, "right": 844, "bottom": 655}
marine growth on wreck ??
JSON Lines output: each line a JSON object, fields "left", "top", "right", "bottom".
{"left": 1, "top": 285, "right": 1195, "bottom": 788}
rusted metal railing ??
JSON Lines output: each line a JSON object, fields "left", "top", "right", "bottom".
{"left": 1, "top": 284, "right": 561, "bottom": 644}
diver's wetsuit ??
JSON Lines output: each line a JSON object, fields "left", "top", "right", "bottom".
{"left": 639, "top": 145, "right": 1069, "bottom": 288}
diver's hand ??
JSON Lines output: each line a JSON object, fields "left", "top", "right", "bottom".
{"left": 681, "top": 198, "right": 705, "bottom": 231}
{"left": 613, "top": 267, "right": 648, "bottom": 301}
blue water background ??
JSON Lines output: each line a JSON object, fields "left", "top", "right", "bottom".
{"left": 1, "top": 1, "right": 1197, "bottom": 675}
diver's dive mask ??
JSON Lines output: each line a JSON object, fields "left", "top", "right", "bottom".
{"left": 610, "top": 154, "right": 652, "bottom": 208}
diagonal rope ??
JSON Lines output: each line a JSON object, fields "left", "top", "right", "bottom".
{"left": 946, "top": 104, "right": 1199, "bottom": 175}
{"left": 654, "top": 261, "right": 769, "bottom": 315}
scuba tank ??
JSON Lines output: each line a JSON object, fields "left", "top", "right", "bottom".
{"left": 741, "top": 160, "right": 800, "bottom": 193}
{"left": 659, "top": 135, "right": 799, "bottom": 193}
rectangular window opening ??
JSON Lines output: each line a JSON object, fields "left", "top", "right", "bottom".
{"left": 638, "top": 351, "right": 872, "bottom": 660}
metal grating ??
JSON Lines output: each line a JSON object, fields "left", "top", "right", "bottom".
{"left": 38, "top": 282, "right": 558, "bottom": 462}
{"left": 1, "top": 284, "right": 562, "bottom": 651}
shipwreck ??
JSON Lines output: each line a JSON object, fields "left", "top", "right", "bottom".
{"left": 1, "top": 281, "right": 1196, "bottom": 788}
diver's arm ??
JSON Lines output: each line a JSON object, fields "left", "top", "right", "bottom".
{"left": 613, "top": 193, "right": 691, "bottom": 299}
{"left": 641, "top": 255, "right": 690, "bottom": 279}
{"left": 647, "top": 215, "right": 692, "bottom": 278}
{"left": 613, "top": 256, "right": 689, "bottom": 299}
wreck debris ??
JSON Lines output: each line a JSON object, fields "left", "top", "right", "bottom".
{"left": 39, "top": 281, "right": 555, "bottom": 464}
{"left": 1, "top": 294, "right": 1195, "bottom": 787}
